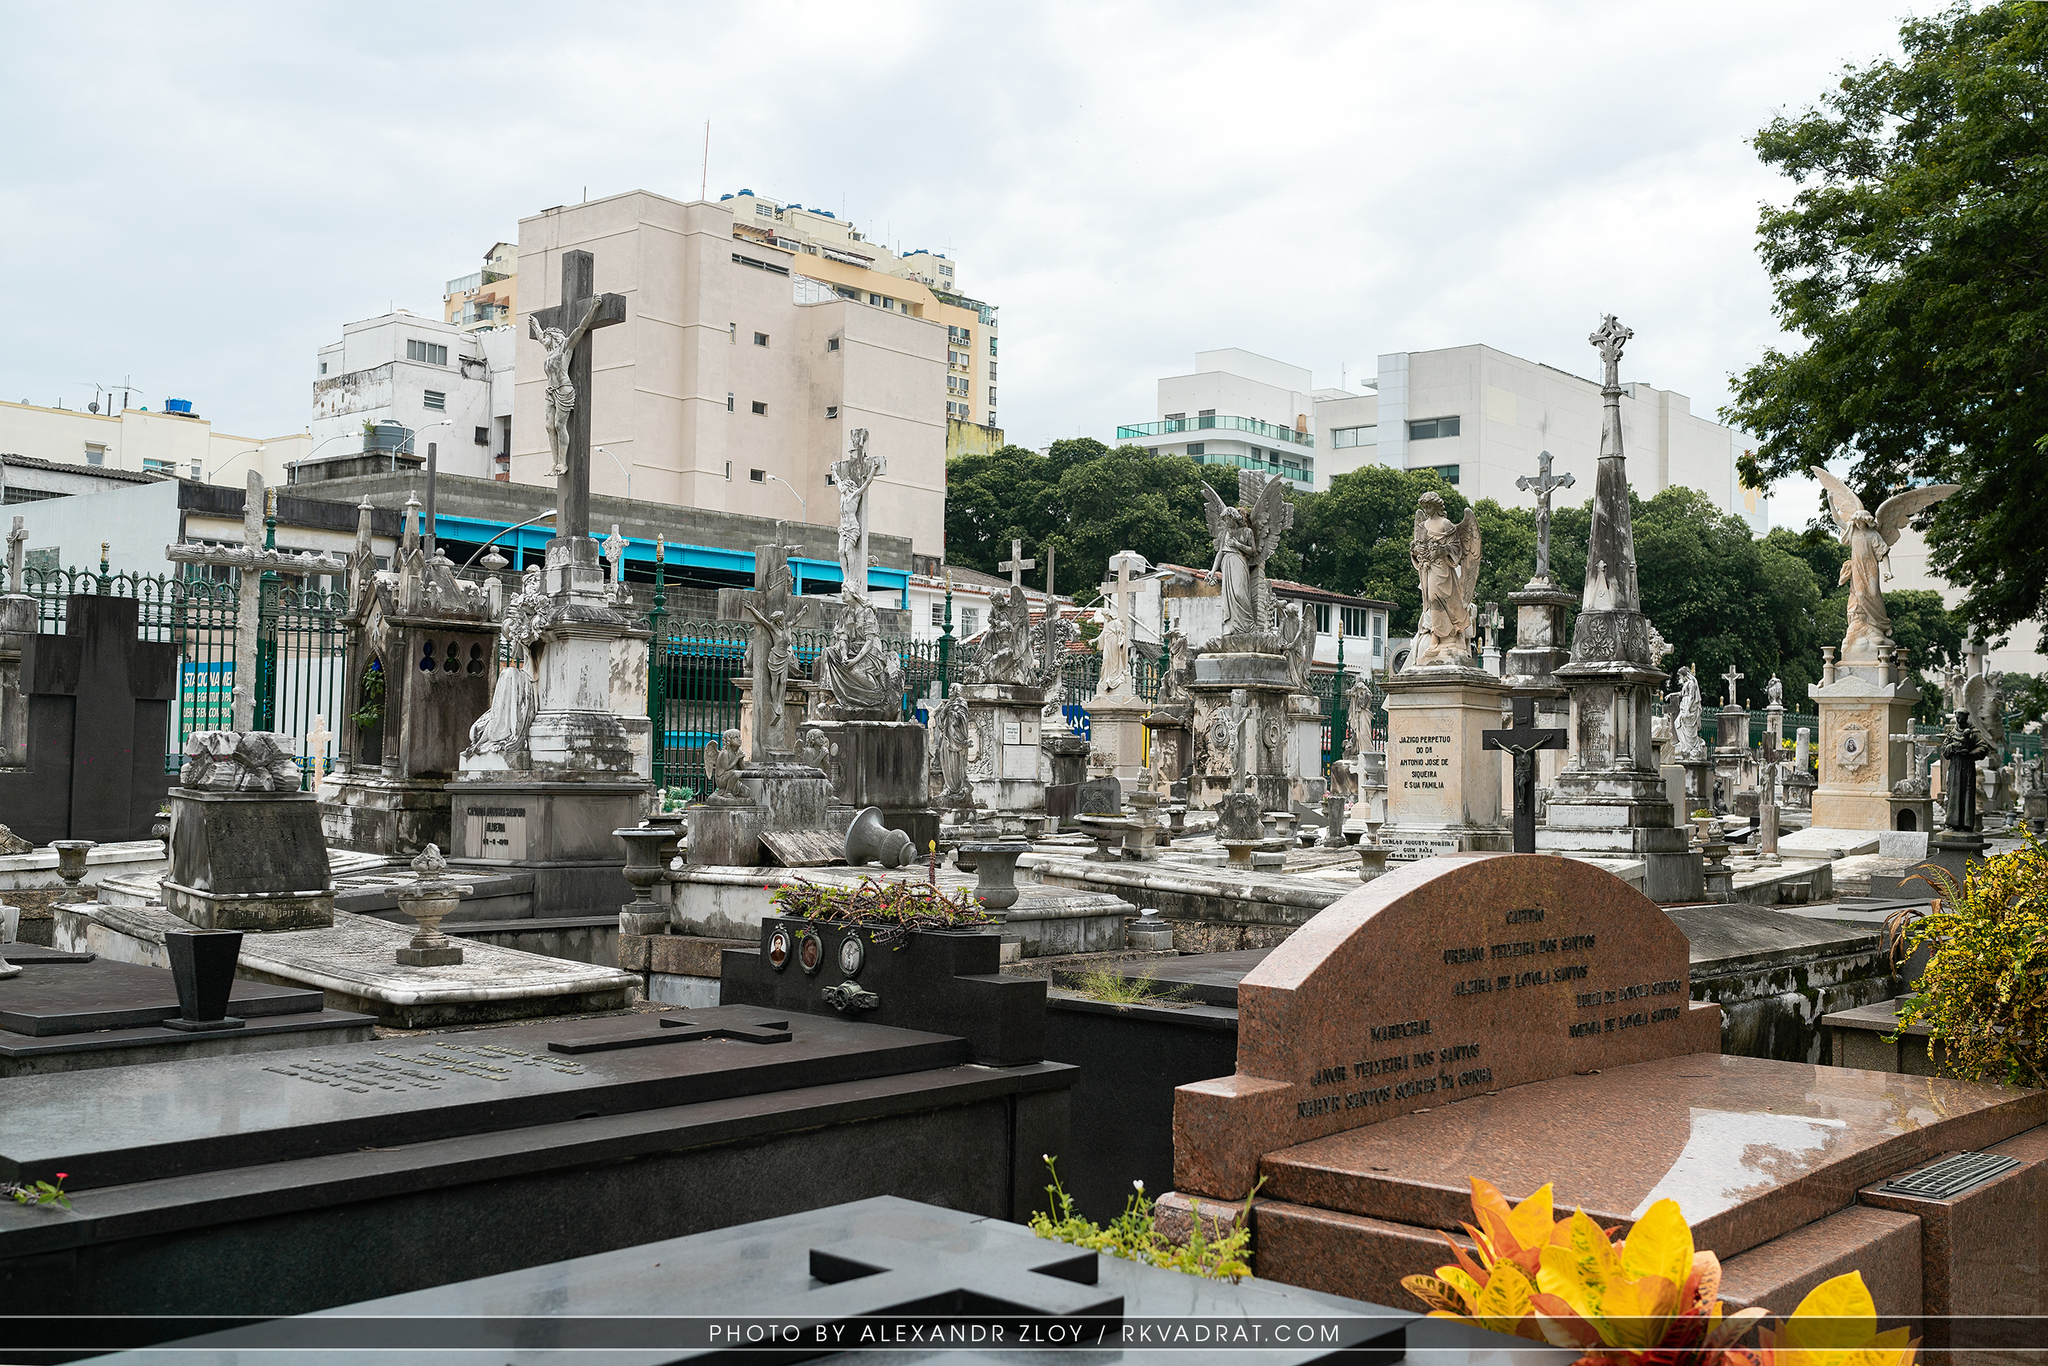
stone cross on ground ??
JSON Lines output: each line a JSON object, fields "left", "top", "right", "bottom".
{"left": 1483, "top": 695, "right": 1567, "bottom": 853}
{"left": 1516, "top": 449, "right": 1575, "bottom": 582}
{"left": 1218, "top": 687, "right": 1254, "bottom": 795}
{"left": 1721, "top": 664, "right": 1744, "bottom": 709}
{"left": 164, "top": 471, "right": 345, "bottom": 732}
{"left": 998, "top": 538, "right": 1036, "bottom": 589}
{"left": 528, "top": 249, "right": 627, "bottom": 543}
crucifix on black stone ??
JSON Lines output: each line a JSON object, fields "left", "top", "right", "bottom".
{"left": 1484, "top": 695, "right": 1567, "bottom": 853}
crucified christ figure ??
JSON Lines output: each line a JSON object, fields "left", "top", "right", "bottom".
{"left": 530, "top": 301, "right": 602, "bottom": 478}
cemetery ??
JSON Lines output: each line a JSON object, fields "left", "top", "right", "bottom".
{"left": 4, "top": 292, "right": 2044, "bottom": 1362}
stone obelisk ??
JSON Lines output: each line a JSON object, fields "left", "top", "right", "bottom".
{"left": 1534, "top": 316, "right": 1701, "bottom": 901}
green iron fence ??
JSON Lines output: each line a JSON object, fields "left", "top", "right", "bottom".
{"left": 258, "top": 581, "right": 350, "bottom": 783}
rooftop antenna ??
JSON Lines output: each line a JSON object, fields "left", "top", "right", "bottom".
{"left": 701, "top": 120, "right": 710, "bottom": 201}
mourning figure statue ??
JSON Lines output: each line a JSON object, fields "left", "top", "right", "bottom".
{"left": 1199, "top": 473, "right": 1292, "bottom": 638}
{"left": 1811, "top": 468, "right": 1960, "bottom": 662}
{"left": 704, "top": 729, "right": 748, "bottom": 803}
{"left": 1673, "top": 664, "right": 1707, "bottom": 762}
{"left": 1406, "top": 491, "right": 1483, "bottom": 669}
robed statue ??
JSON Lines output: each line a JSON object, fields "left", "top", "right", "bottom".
{"left": 1200, "top": 473, "right": 1292, "bottom": 637}
{"left": 1673, "top": 664, "right": 1706, "bottom": 762}
{"left": 1406, "top": 491, "right": 1482, "bottom": 669}
{"left": 1811, "top": 468, "right": 1960, "bottom": 662}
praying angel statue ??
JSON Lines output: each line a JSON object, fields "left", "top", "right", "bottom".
{"left": 1811, "top": 467, "right": 1960, "bottom": 663}
{"left": 530, "top": 301, "right": 604, "bottom": 478}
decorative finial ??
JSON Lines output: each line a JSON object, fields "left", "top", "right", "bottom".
{"left": 1589, "top": 314, "right": 1633, "bottom": 390}
{"left": 411, "top": 843, "right": 449, "bottom": 877}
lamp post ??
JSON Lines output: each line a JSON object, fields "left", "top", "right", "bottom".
{"left": 205, "top": 445, "right": 264, "bottom": 483}
{"left": 462, "top": 510, "right": 558, "bottom": 571}
{"left": 596, "top": 446, "right": 631, "bottom": 504}
{"left": 401, "top": 419, "right": 454, "bottom": 557}
{"left": 761, "top": 472, "right": 806, "bottom": 521}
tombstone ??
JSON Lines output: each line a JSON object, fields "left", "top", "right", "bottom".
{"left": 1169, "top": 853, "right": 2048, "bottom": 1323}
{"left": 1083, "top": 549, "right": 1152, "bottom": 786}
{"left": 322, "top": 497, "right": 496, "bottom": 857}
{"left": 163, "top": 730, "right": 335, "bottom": 931}
{"left": 1040, "top": 728, "right": 1087, "bottom": 829}
{"left": 450, "top": 248, "right": 654, "bottom": 910}
{"left": 1533, "top": 319, "right": 1699, "bottom": 901}
{"left": 1076, "top": 773, "right": 1122, "bottom": 818}
{"left": 0, "top": 595, "right": 177, "bottom": 845}
{"left": 958, "top": 576, "right": 1048, "bottom": 817}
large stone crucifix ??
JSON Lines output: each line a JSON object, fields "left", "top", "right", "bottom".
{"left": 1516, "top": 449, "right": 1575, "bottom": 583}
{"left": 830, "top": 427, "right": 883, "bottom": 597}
{"left": 998, "top": 538, "right": 1036, "bottom": 589}
{"left": 165, "top": 471, "right": 346, "bottom": 733}
{"left": 1483, "top": 695, "right": 1568, "bottom": 853}
{"left": 1721, "top": 663, "right": 1745, "bottom": 710}
{"left": 528, "top": 249, "right": 626, "bottom": 543}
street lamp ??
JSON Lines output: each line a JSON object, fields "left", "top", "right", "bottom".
{"left": 760, "top": 472, "right": 806, "bottom": 520}
{"left": 596, "top": 446, "right": 631, "bottom": 503}
{"left": 205, "top": 445, "right": 263, "bottom": 482}
{"left": 402, "top": 419, "right": 455, "bottom": 558}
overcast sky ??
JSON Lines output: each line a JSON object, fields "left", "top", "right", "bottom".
{"left": 4, "top": 2, "right": 1923, "bottom": 529}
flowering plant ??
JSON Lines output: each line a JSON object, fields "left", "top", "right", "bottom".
{"left": 3, "top": 1173, "right": 72, "bottom": 1210}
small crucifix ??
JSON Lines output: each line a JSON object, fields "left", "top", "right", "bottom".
{"left": 528, "top": 249, "right": 627, "bottom": 542}
{"left": 1484, "top": 695, "right": 1568, "bottom": 853}
{"left": 1516, "top": 450, "right": 1575, "bottom": 582}
{"left": 602, "top": 524, "right": 627, "bottom": 601}
{"left": 998, "top": 537, "right": 1036, "bottom": 589}
{"left": 1721, "top": 663, "right": 1744, "bottom": 710}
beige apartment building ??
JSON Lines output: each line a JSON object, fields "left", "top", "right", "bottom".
{"left": 510, "top": 190, "right": 970, "bottom": 558}
{"left": 443, "top": 242, "right": 519, "bottom": 333}
{"left": 0, "top": 399, "right": 309, "bottom": 491}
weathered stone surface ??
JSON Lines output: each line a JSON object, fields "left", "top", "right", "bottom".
{"left": 164, "top": 789, "right": 334, "bottom": 931}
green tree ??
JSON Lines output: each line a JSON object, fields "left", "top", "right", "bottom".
{"left": 1287, "top": 466, "right": 1467, "bottom": 631}
{"left": 944, "top": 445, "right": 1055, "bottom": 579}
{"left": 1725, "top": 0, "right": 2048, "bottom": 643}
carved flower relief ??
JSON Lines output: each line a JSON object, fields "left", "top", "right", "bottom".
{"left": 1262, "top": 715, "right": 1285, "bottom": 758}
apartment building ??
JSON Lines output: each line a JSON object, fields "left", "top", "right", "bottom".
{"left": 1116, "top": 349, "right": 1329, "bottom": 493}
{"left": 309, "top": 313, "right": 515, "bottom": 483}
{"left": 507, "top": 189, "right": 956, "bottom": 559}
{"left": 443, "top": 242, "right": 519, "bottom": 332}
{"left": 0, "top": 398, "right": 308, "bottom": 490}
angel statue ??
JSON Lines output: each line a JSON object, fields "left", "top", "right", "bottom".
{"left": 1407, "top": 492, "right": 1482, "bottom": 670}
{"left": 1200, "top": 474, "right": 1292, "bottom": 638}
{"left": 530, "top": 302, "right": 604, "bottom": 479}
{"left": 703, "top": 729, "right": 748, "bottom": 803}
{"left": 1673, "top": 664, "right": 1707, "bottom": 762}
{"left": 818, "top": 591, "right": 903, "bottom": 720}
{"left": 1811, "top": 468, "right": 1961, "bottom": 662}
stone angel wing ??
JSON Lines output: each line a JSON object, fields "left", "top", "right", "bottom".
{"left": 1874, "top": 484, "right": 1961, "bottom": 547}
{"left": 1810, "top": 466, "right": 1868, "bottom": 536}
{"left": 1199, "top": 481, "right": 1228, "bottom": 551}
{"left": 1453, "top": 507, "right": 1482, "bottom": 590}
{"left": 1249, "top": 473, "right": 1293, "bottom": 565}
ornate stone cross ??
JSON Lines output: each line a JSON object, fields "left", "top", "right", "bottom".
{"left": 1516, "top": 450, "right": 1575, "bottom": 582}
{"left": 1095, "top": 550, "right": 1145, "bottom": 697}
{"left": 1721, "top": 664, "right": 1745, "bottom": 710}
{"left": 998, "top": 538, "right": 1036, "bottom": 589}
{"left": 1591, "top": 314, "right": 1633, "bottom": 391}
{"left": 1479, "top": 601, "right": 1505, "bottom": 653}
{"left": 528, "top": 249, "right": 627, "bottom": 542}
{"left": 5, "top": 515, "right": 25, "bottom": 594}
{"left": 1484, "top": 695, "right": 1568, "bottom": 853}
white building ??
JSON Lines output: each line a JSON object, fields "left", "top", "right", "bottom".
{"left": 1116, "top": 349, "right": 1327, "bottom": 493}
{"left": 1333, "top": 344, "right": 1769, "bottom": 533}
{"left": 0, "top": 398, "right": 308, "bottom": 490}
{"left": 309, "top": 313, "right": 515, "bottom": 482}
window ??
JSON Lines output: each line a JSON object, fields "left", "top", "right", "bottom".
{"left": 988, "top": 363, "right": 996, "bottom": 380}
{"left": 939, "top": 264, "right": 952, "bottom": 277}
{"left": 749, "top": 468, "right": 766, "bottom": 483}
{"left": 1337, "top": 606, "right": 1367, "bottom": 637}
{"left": 1314, "top": 603, "right": 1331, "bottom": 633}
{"left": 1198, "top": 408, "right": 1214, "bottom": 418}
{"left": 959, "top": 606, "right": 980, "bottom": 635}
{"left": 1408, "top": 415, "right": 1461, "bottom": 441}
{"left": 751, "top": 401, "right": 767, "bottom": 415}
{"left": 1424, "top": 463, "right": 1461, "bottom": 485}
{"left": 931, "top": 603, "right": 945, "bottom": 627}
{"left": 474, "top": 426, "right": 489, "bottom": 445}
{"left": 989, "top": 336, "right": 997, "bottom": 356}
{"left": 423, "top": 390, "right": 446, "bottom": 411}
{"left": 948, "top": 376, "right": 967, "bottom": 396}
{"left": 987, "top": 410, "right": 996, "bottom": 425}
{"left": 143, "top": 457, "right": 174, "bottom": 473}
{"left": 755, "top": 203, "right": 774, "bottom": 215}
{"left": 827, "top": 337, "right": 840, "bottom": 351}
{"left": 406, "top": 340, "right": 449, "bottom": 366}
{"left": 826, "top": 406, "right": 839, "bottom": 418}
{"left": 988, "top": 387, "right": 997, "bottom": 404}
{"left": 1331, "top": 425, "right": 1376, "bottom": 448}
{"left": 754, "top": 332, "right": 769, "bottom": 347}
{"left": 727, "top": 392, "right": 735, "bottom": 412}
{"left": 83, "top": 443, "right": 106, "bottom": 466}
{"left": 1373, "top": 614, "right": 1386, "bottom": 656}
{"left": 1164, "top": 412, "right": 1185, "bottom": 422}
{"left": 318, "top": 362, "right": 327, "bottom": 375}
{"left": 947, "top": 400, "right": 968, "bottom": 419}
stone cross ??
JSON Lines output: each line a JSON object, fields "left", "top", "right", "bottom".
{"left": 1479, "top": 602, "right": 1504, "bottom": 651}
{"left": 306, "top": 713, "right": 332, "bottom": 778}
{"left": 1043, "top": 545, "right": 1056, "bottom": 600}
{"left": 830, "top": 427, "right": 883, "bottom": 597}
{"left": 5, "top": 516, "right": 24, "bottom": 594}
{"left": 1483, "top": 695, "right": 1568, "bottom": 853}
{"left": 603, "top": 524, "right": 626, "bottom": 599}
{"left": 1515, "top": 450, "right": 1575, "bottom": 582}
{"left": 998, "top": 538, "right": 1036, "bottom": 589}
{"left": 528, "top": 249, "right": 627, "bottom": 542}
{"left": 1098, "top": 550, "right": 1144, "bottom": 646}
{"left": 1721, "top": 664, "right": 1744, "bottom": 710}
{"left": 1218, "top": 688, "right": 1254, "bottom": 795}
{"left": 1591, "top": 314, "right": 1633, "bottom": 390}
{"left": 164, "top": 471, "right": 345, "bottom": 733}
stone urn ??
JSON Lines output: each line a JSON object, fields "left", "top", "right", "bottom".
{"left": 390, "top": 845, "right": 472, "bottom": 967}
{"left": 51, "top": 839, "right": 96, "bottom": 901}
{"left": 615, "top": 826, "right": 673, "bottom": 936}
{"left": 1359, "top": 818, "right": 1389, "bottom": 883}
{"left": 957, "top": 840, "right": 1031, "bottom": 918}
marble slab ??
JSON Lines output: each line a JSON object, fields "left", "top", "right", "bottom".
{"left": 1777, "top": 826, "right": 1882, "bottom": 859}
{"left": 0, "top": 956, "right": 322, "bottom": 1036}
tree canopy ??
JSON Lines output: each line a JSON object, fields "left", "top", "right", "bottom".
{"left": 1723, "top": 0, "right": 2048, "bottom": 645}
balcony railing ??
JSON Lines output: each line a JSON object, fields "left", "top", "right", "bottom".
{"left": 1117, "top": 414, "right": 1315, "bottom": 448}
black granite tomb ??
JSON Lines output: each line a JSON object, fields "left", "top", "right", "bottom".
{"left": 0, "top": 1005, "right": 1072, "bottom": 1315}
{"left": 0, "top": 594, "right": 177, "bottom": 844}
{"left": 720, "top": 915, "right": 1045, "bottom": 1066}
{"left": 69, "top": 1196, "right": 1424, "bottom": 1364}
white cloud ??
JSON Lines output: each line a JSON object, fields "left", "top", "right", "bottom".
{"left": 0, "top": 0, "right": 1916, "bottom": 532}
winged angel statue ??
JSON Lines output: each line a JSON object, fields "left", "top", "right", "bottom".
{"left": 1408, "top": 491, "right": 1483, "bottom": 669}
{"left": 1810, "top": 468, "right": 1960, "bottom": 662}
{"left": 1200, "top": 474, "right": 1292, "bottom": 638}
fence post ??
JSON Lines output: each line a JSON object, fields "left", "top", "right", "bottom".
{"left": 1329, "top": 626, "right": 1348, "bottom": 775}
{"left": 96, "top": 541, "right": 110, "bottom": 596}
{"left": 254, "top": 490, "right": 279, "bottom": 732}
{"left": 937, "top": 576, "right": 954, "bottom": 698}
{"left": 648, "top": 536, "right": 668, "bottom": 790}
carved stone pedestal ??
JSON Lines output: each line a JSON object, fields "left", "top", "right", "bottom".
{"left": 956, "top": 683, "right": 1046, "bottom": 816}
{"left": 1188, "top": 653, "right": 1299, "bottom": 813}
{"left": 809, "top": 719, "right": 936, "bottom": 855}
{"left": 1378, "top": 665, "right": 1512, "bottom": 861}
{"left": 1810, "top": 661, "right": 1920, "bottom": 831}
{"left": 164, "top": 788, "right": 335, "bottom": 932}
{"left": 1086, "top": 691, "right": 1151, "bottom": 789}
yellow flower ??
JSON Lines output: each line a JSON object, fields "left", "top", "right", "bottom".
{"left": 1535, "top": 1201, "right": 1695, "bottom": 1350}
{"left": 1760, "top": 1271, "right": 1917, "bottom": 1366}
